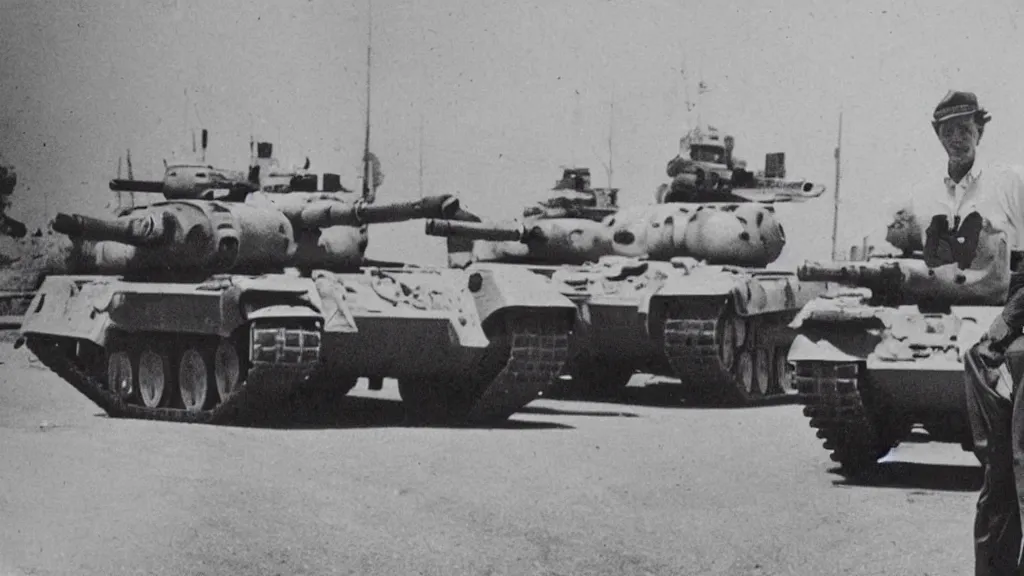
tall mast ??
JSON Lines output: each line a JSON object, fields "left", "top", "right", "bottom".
{"left": 361, "top": 0, "right": 374, "bottom": 202}
{"left": 607, "top": 93, "right": 614, "bottom": 189}
{"left": 418, "top": 112, "right": 424, "bottom": 197}
{"left": 831, "top": 112, "right": 843, "bottom": 260}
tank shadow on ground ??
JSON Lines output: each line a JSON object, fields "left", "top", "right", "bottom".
{"left": 546, "top": 382, "right": 803, "bottom": 410}
{"left": 829, "top": 462, "right": 982, "bottom": 492}
{"left": 89, "top": 395, "right": 577, "bottom": 431}
{"left": 283, "top": 394, "right": 576, "bottom": 430}
{"left": 517, "top": 405, "right": 640, "bottom": 418}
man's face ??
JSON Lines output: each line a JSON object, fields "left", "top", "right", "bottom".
{"left": 937, "top": 115, "right": 980, "bottom": 162}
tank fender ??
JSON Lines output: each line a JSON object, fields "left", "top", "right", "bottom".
{"left": 467, "top": 265, "right": 577, "bottom": 327}
{"left": 950, "top": 305, "right": 1004, "bottom": 353}
{"left": 244, "top": 304, "right": 323, "bottom": 322}
{"left": 786, "top": 333, "right": 870, "bottom": 364}
{"left": 19, "top": 276, "right": 116, "bottom": 347}
{"left": 651, "top": 268, "right": 736, "bottom": 300}
{"left": 223, "top": 277, "right": 324, "bottom": 335}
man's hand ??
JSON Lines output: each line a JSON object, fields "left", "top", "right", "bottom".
{"left": 974, "top": 334, "right": 1007, "bottom": 368}
{"left": 885, "top": 208, "right": 924, "bottom": 255}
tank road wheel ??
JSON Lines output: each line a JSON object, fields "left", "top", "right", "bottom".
{"left": 731, "top": 316, "right": 748, "bottom": 352}
{"left": 770, "top": 345, "right": 794, "bottom": 395}
{"left": 753, "top": 347, "right": 771, "bottom": 397}
{"left": 106, "top": 348, "right": 135, "bottom": 400}
{"left": 178, "top": 346, "right": 216, "bottom": 412}
{"left": 137, "top": 346, "right": 173, "bottom": 408}
{"left": 735, "top": 347, "right": 758, "bottom": 400}
{"left": 717, "top": 312, "right": 738, "bottom": 371}
{"left": 214, "top": 339, "right": 242, "bottom": 402}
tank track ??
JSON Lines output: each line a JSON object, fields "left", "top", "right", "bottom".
{"left": 466, "top": 314, "right": 571, "bottom": 422}
{"left": 792, "top": 360, "right": 910, "bottom": 477}
{"left": 401, "top": 313, "right": 570, "bottom": 425}
{"left": 22, "top": 319, "right": 322, "bottom": 426}
{"left": 662, "top": 298, "right": 792, "bottom": 405}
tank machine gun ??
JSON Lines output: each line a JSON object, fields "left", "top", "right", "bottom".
{"left": 657, "top": 125, "right": 826, "bottom": 204}
{"left": 785, "top": 219, "right": 1012, "bottom": 476}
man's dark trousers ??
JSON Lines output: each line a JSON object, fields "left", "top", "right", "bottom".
{"left": 965, "top": 333, "right": 1024, "bottom": 575}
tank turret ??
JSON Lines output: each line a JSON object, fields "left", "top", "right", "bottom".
{"left": 51, "top": 194, "right": 464, "bottom": 279}
{"left": 427, "top": 215, "right": 613, "bottom": 266}
{"left": 110, "top": 164, "right": 261, "bottom": 202}
{"left": 52, "top": 201, "right": 297, "bottom": 279}
{"left": 430, "top": 200, "right": 787, "bottom": 268}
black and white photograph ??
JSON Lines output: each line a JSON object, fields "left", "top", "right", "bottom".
{"left": 1, "top": 1, "right": 1023, "bottom": 574}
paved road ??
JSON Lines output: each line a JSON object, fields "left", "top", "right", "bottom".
{"left": 0, "top": 339, "right": 981, "bottom": 576}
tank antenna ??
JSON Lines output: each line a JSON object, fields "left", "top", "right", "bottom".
{"left": 361, "top": 0, "right": 375, "bottom": 203}
{"left": 830, "top": 111, "right": 843, "bottom": 260}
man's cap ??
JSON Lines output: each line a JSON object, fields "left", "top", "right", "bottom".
{"left": 932, "top": 90, "right": 992, "bottom": 126}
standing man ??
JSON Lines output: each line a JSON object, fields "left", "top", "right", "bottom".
{"left": 923, "top": 90, "right": 1024, "bottom": 575}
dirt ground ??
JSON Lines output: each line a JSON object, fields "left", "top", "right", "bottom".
{"left": 0, "top": 340, "right": 981, "bottom": 576}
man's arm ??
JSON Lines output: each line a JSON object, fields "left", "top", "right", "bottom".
{"left": 977, "top": 166, "right": 1024, "bottom": 351}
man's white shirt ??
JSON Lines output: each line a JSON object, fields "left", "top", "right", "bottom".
{"left": 896, "top": 160, "right": 1024, "bottom": 252}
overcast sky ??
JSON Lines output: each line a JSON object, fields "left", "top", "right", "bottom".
{"left": 2, "top": 0, "right": 1023, "bottom": 267}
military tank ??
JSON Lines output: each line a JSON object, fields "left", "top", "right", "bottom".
{"left": 16, "top": 185, "right": 576, "bottom": 426}
{"left": 786, "top": 215, "right": 1011, "bottom": 476}
{"left": 426, "top": 156, "right": 832, "bottom": 404}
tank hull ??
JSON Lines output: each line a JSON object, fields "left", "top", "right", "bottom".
{"left": 785, "top": 293, "right": 992, "bottom": 476}
{"left": 18, "top": 265, "right": 576, "bottom": 426}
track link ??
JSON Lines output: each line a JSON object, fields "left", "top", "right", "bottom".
{"left": 465, "top": 313, "right": 571, "bottom": 422}
{"left": 793, "top": 361, "right": 909, "bottom": 476}
{"left": 23, "top": 319, "right": 322, "bottom": 426}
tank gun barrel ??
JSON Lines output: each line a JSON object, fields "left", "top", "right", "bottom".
{"left": 51, "top": 212, "right": 166, "bottom": 246}
{"left": 109, "top": 179, "right": 165, "bottom": 193}
{"left": 424, "top": 219, "right": 532, "bottom": 243}
{"left": 523, "top": 205, "right": 618, "bottom": 222}
{"left": 797, "top": 261, "right": 906, "bottom": 284}
{"left": 797, "top": 260, "right": 907, "bottom": 307}
{"left": 292, "top": 194, "right": 462, "bottom": 228}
